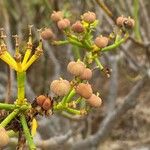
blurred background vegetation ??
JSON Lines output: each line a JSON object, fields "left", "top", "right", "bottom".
{"left": 0, "top": 0, "right": 150, "bottom": 149}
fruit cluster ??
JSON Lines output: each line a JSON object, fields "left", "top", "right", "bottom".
{"left": 40, "top": 10, "right": 135, "bottom": 117}
{"left": 116, "top": 16, "right": 135, "bottom": 29}
{"left": 50, "top": 60, "right": 102, "bottom": 111}
{"left": 0, "top": 9, "right": 135, "bottom": 149}
{"left": 32, "top": 95, "right": 53, "bottom": 117}
{"left": 41, "top": 11, "right": 135, "bottom": 78}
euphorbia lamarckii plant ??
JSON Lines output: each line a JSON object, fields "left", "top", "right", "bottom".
{"left": 0, "top": 11, "right": 134, "bottom": 149}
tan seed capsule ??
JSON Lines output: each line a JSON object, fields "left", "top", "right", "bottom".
{"left": 42, "top": 98, "right": 52, "bottom": 110}
{"left": 36, "top": 95, "right": 46, "bottom": 106}
{"left": 82, "top": 11, "right": 96, "bottom": 23}
{"left": 0, "top": 128, "right": 9, "bottom": 148}
{"left": 124, "top": 18, "right": 135, "bottom": 29}
{"left": 116, "top": 16, "right": 127, "bottom": 27}
{"left": 75, "top": 83, "right": 93, "bottom": 99}
{"left": 86, "top": 94, "right": 102, "bottom": 107}
{"left": 79, "top": 68, "right": 92, "bottom": 80}
{"left": 41, "top": 28, "right": 54, "bottom": 40}
{"left": 50, "top": 79, "right": 71, "bottom": 96}
{"left": 63, "top": 19, "right": 70, "bottom": 26}
{"left": 51, "top": 11, "right": 63, "bottom": 22}
{"left": 94, "top": 36, "right": 109, "bottom": 48}
{"left": 67, "top": 61, "right": 86, "bottom": 76}
{"left": 67, "top": 61, "right": 76, "bottom": 72}
{"left": 57, "top": 19, "right": 70, "bottom": 30}
{"left": 71, "top": 21, "right": 84, "bottom": 33}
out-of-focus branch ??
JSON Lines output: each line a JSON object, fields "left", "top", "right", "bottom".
{"left": 5, "top": 67, "right": 12, "bottom": 103}
{"left": 36, "top": 130, "right": 72, "bottom": 149}
{"left": 95, "top": 0, "right": 114, "bottom": 21}
{"left": 106, "top": 56, "right": 118, "bottom": 114}
{"left": 133, "top": 0, "right": 142, "bottom": 42}
{"left": 139, "top": 0, "right": 150, "bottom": 39}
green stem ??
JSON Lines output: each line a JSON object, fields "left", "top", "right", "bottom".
{"left": 65, "top": 107, "right": 81, "bottom": 115}
{"left": 53, "top": 103, "right": 81, "bottom": 115}
{"left": 133, "top": 0, "right": 142, "bottom": 41}
{"left": 94, "top": 57, "right": 104, "bottom": 70}
{"left": 72, "top": 46, "right": 81, "bottom": 60}
{"left": 52, "top": 40, "right": 69, "bottom": 45}
{"left": 20, "top": 114, "right": 36, "bottom": 150}
{"left": 101, "top": 37, "right": 127, "bottom": 52}
{"left": 115, "top": 34, "right": 121, "bottom": 43}
{"left": 68, "top": 37, "right": 84, "bottom": 48}
{"left": 0, "top": 103, "right": 16, "bottom": 110}
{"left": 61, "top": 88, "right": 76, "bottom": 105}
{"left": 17, "top": 72, "right": 26, "bottom": 105}
{"left": 0, "top": 109, "right": 19, "bottom": 128}
{"left": 0, "top": 103, "right": 30, "bottom": 111}
{"left": 65, "top": 88, "right": 76, "bottom": 103}
{"left": 7, "top": 130, "right": 18, "bottom": 137}
{"left": 75, "top": 97, "right": 82, "bottom": 104}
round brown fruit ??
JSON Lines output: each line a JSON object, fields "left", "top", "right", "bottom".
{"left": 41, "top": 28, "right": 54, "bottom": 40}
{"left": 124, "top": 18, "right": 135, "bottom": 29}
{"left": 51, "top": 11, "right": 63, "bottom": 22}
{"left": 116, "top": 16, "right": 127, "bottom": 27}
{"left": 42, "top": 98, "right": 52, "bottom": 110}
{"left": 82, "top": 11, "right": 96, "bottom": 23}
{"left": 36, "top": 95, "right": 46, "bottom": 107}
{"left": 75, "top": 83, "right": 93, "bottom": 99}
{"left": 57, "top": 19, "right": 70, "bottom": 30}
{"left": 67, "top": 61, "right": 86, "bottom": 76}
{"left": 71, "top": 21, "right": 84, "bottom": 33}
{"left": 86, "top": 94, "right": 102, "bottom": 107}
{"left": 50, "top": 79, "right": 71, "bottom": 96}
{"left": 94, "top": 36, "right": 109, "bottom": 48}
{"left": 79, "top": 68, "right": 92, "bottom": 80}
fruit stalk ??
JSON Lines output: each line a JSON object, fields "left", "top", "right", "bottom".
{"left": 20, "top": 114, "right": 36, "bottom": 150}
{"left": 0, "top": 103, "right": 16, "bottom": 110}
{"left": 0, "top": 109, "right": 20, "bottom": 128}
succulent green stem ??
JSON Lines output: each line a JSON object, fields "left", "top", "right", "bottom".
{"left": 101, "top": 36, "right": 128, "bottom": 52}
{"left": 133, "top": 0, "right": 142, "bottom": 41}
{"left": 20, "top": 114, "right": 36, "bottom": 150}
{"left": 75, "top": 97, "right": 82, "bottom": 104}
{"left": 61, "top": 88, "right": 76, "bottom": 105}
{"left": 0, "top": 103, "right": 16, "bottom": 110}
{"left": 52, "top": 40, "right": 69, "bottom": 45}
{"left": 54, "top": 103, "right": 81, "bottom": 115}
{"left": 0, "top": 109, "right": 20, "bottom": 128}
{"left": 65, "top": 107, "right": 81, "bottom": 115}
{"left": 0, "top": 103, "right": 30, "bottom": 111}
{"left": 72, "top": 46, "right": 81, "bottom": 60}
{"left": 65, "top": 88, "right": 76, "bottom": 103}
{"left": 94, "top": 57, "right": 104, "bottom": 70}
{"left": 7, "top": 130, "right": 18, "bottom": 137}
{"left": 115, "top": 34, "right": 121, "bottom": 43}
{"left": 17, "top": 72, "right": 26, "bottom": 105}
{"left": 68, "top": 37, "right": 84, "bottom": 48}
